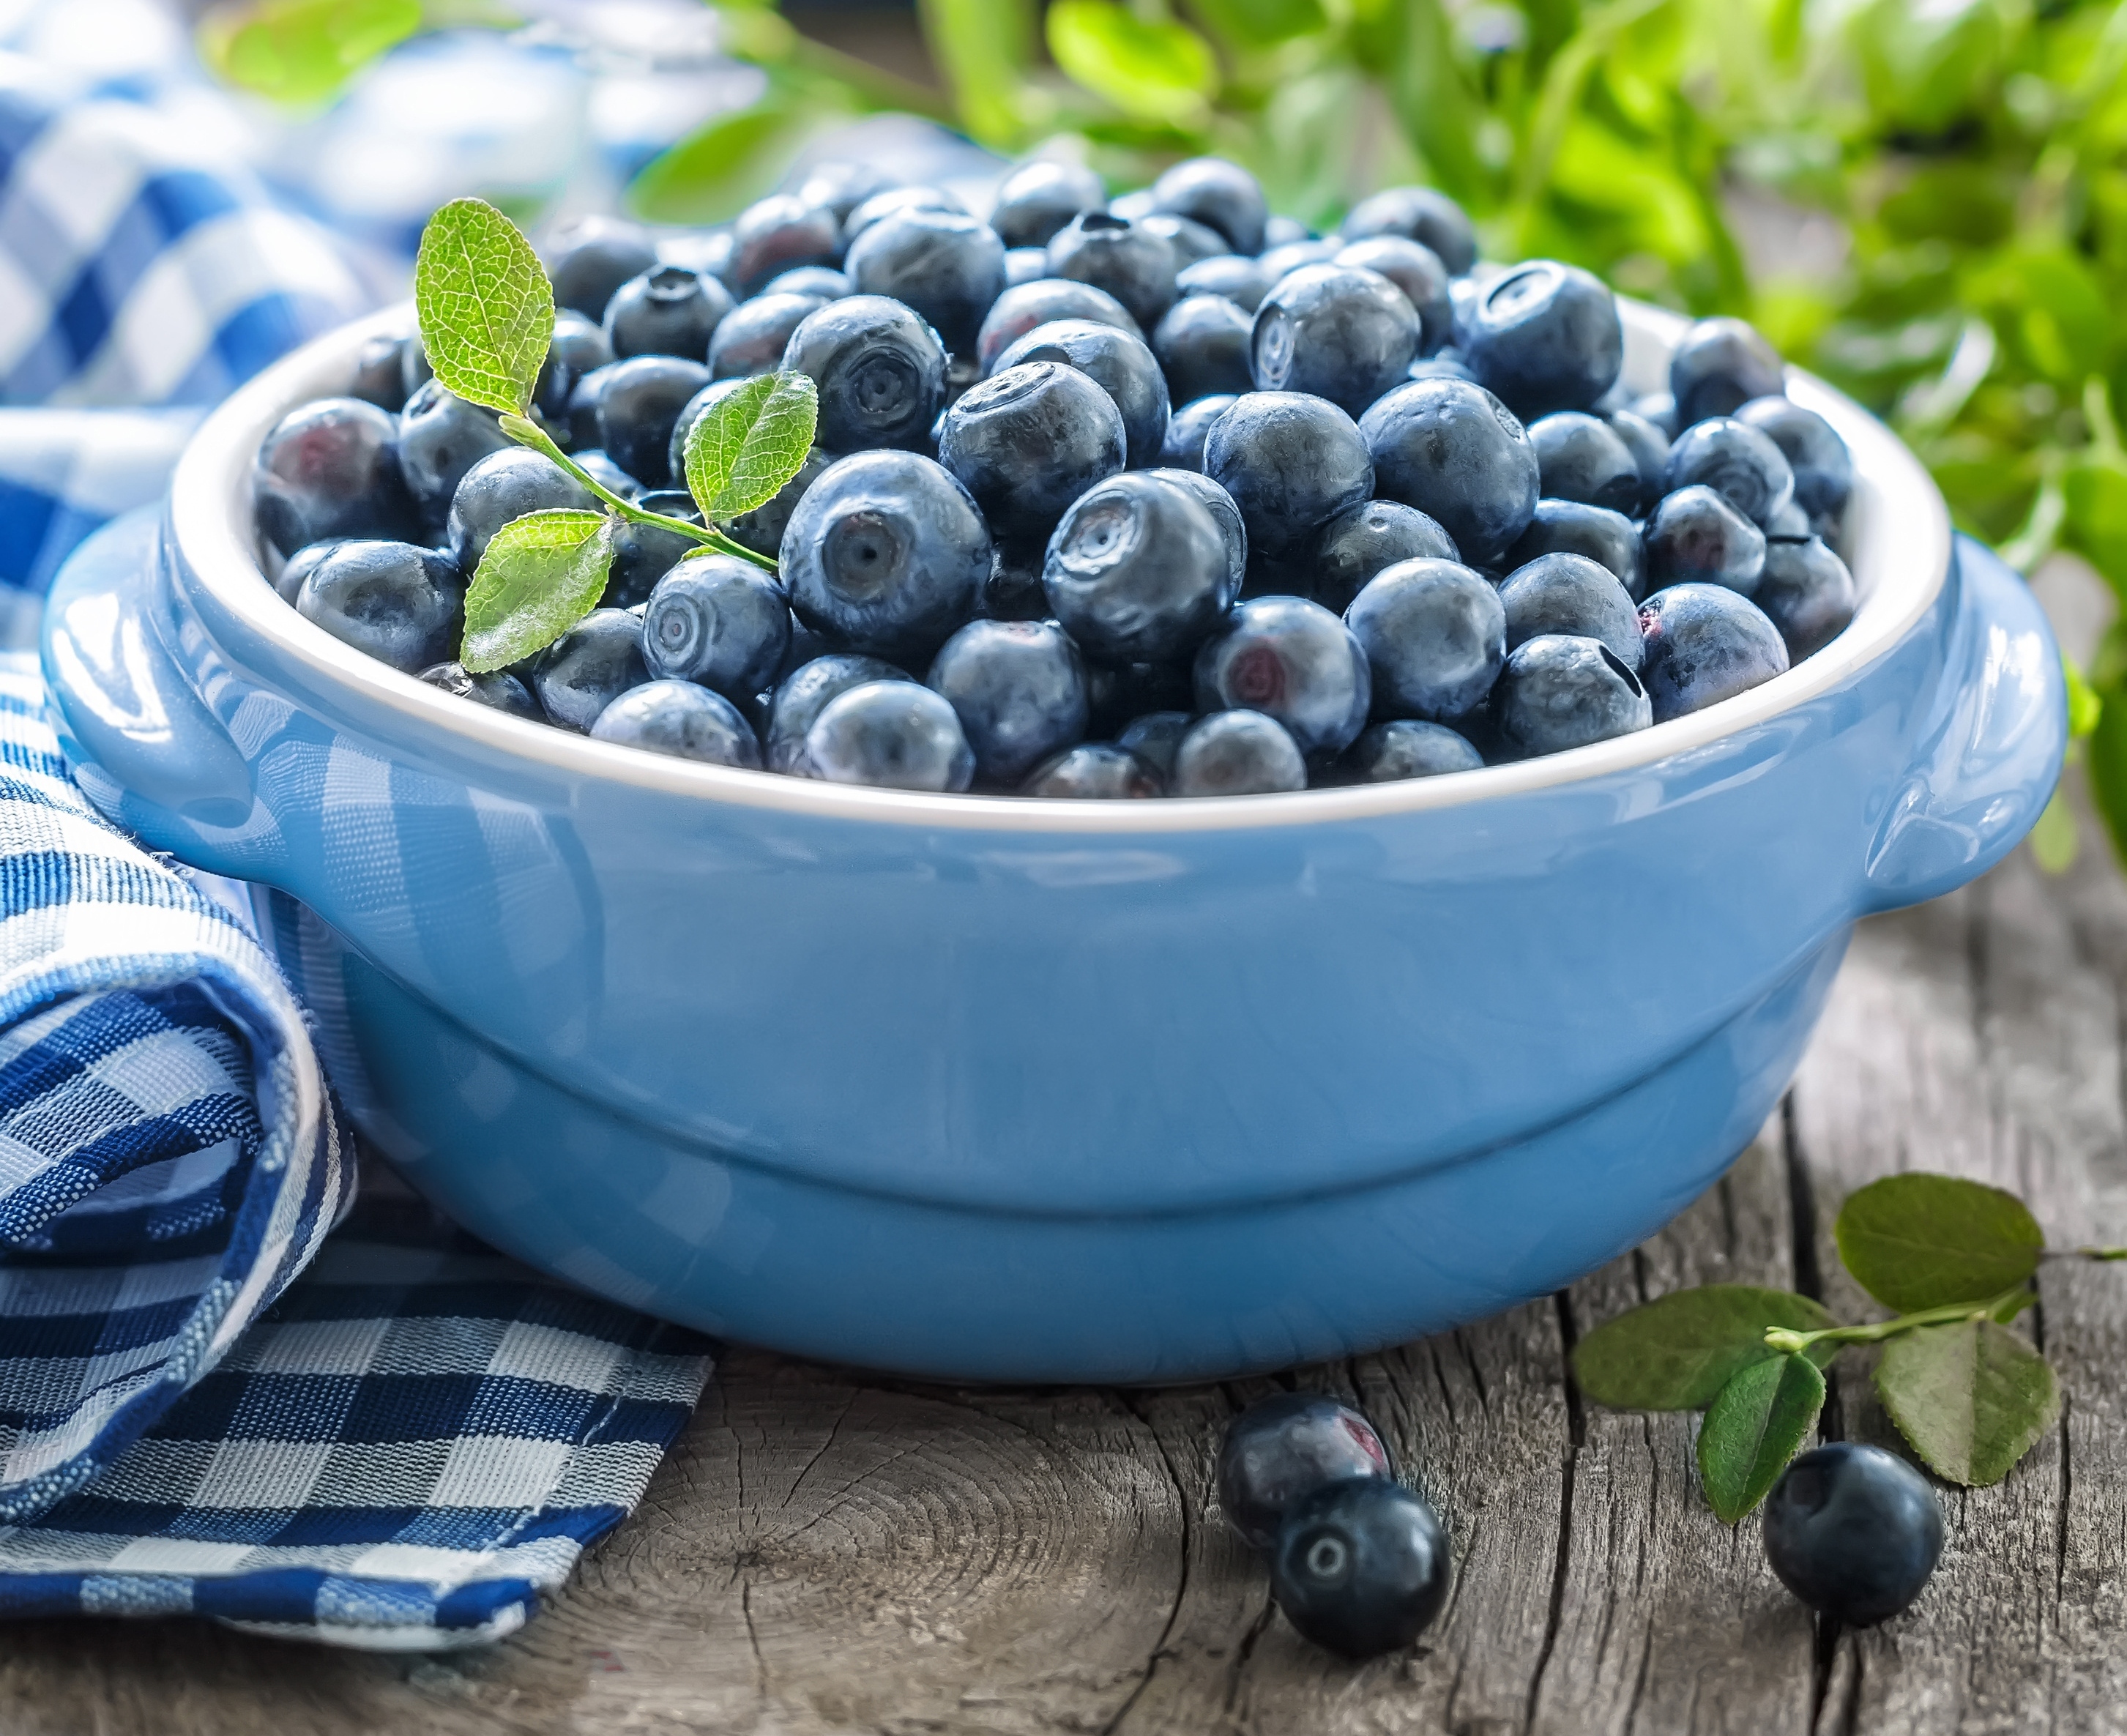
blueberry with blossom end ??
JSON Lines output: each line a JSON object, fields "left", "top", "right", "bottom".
{"left": 1251, "top": 265, "right": 1422, "bottom": 416}
{"left": 1669, "top": 316, "right": 1784, "bottom": 427}
{"left": 1644, "top": 485, "right": 1767, "bottom": 595}
{"left": 1205, "top": 391, "right": 1373, "bottom": 558}
{"left": 1045, "top": 212, "right": 1177, "bottom": 333}
{"left": 805, "top": 679, "right": 975, "bottom": 791}
{"left": 1493, "top": 633, "right": 1653, "bottom": 757}
{"left": 989, "top": 160, "right": 1106, "bottom": 250}
{"left": 765, "top": 653, "right": 906, "bottom": 774}
{"left": 927, "top": 619, "right": 1089, "bottom": 785}
{"left": 1664, "top": 417, "right": 1796, "bottom": 529}
{"left": 1022, "top": 743, "right": 1163, "bottom": 798}
{"left": 993, "top": 318, "right": 1170, "bottom": 469}
{"left": 1218, "top": 1393, "right": 1395, "bottom": 1554}
{"left": 1195, "top": 596, "right": 1371, "bottom": 759}
{"left": 1359, "top": 378, "right": 1537, "bottom": 568}
{"left": 781, "top": 296, "right": 948, "bottom": 454}
{"left": 603, "top": 265, "right": 732, "bottom": 362}
{"left": 1344, "top": 557, "right": 1505, "bottom": 723}
{"left": 641, "top": 554, "right": 791, "bottom": 699}
{"left": 1762, "top": 1445, "right": 1943, "bottom": 1628}
{"left": 1044, "top": 472, "right": 1235, "bottom": 666}
{"left": 1455, "top": 260, "right": 1622, "bottom": 417}
{"left": 532, "top": 608, "right": 652, "bottom": 732}
{"left": 1272, "top": 1479, "right": 1450, "bottom": 1660}
{"left": 591, "top": 680, "right": 761, "bottom": 767}
{"left": 1636, "top": 583, "right": 1790, "bottom": 723}
{"left": 254, "top": 397, "right": 417, "bottom": 557}
{"left": 1172, "top": 710, "right": 1306, "bottom": 796}
{"left": 938, "top": 360, "right": 1125, "bottom": 541}
{"left": 295, "top": 540, "right": 463, "bottom": 672}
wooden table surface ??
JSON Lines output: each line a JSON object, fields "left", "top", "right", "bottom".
{"left": 6, "top": 801, "right": 2124, "bottom": 1735}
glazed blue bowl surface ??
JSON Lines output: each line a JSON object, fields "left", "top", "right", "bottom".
{"left": 42, "top": 302, "right": 2065, "bottom": 1382}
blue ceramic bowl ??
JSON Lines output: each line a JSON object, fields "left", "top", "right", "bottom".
{"left": 42, "top": 302, "right": 2065, "bottom": 1382}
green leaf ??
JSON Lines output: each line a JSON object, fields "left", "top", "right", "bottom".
{"left": 1571, "top": 1286, "right": 1836, "bottom": 1411}
{"left": 1182, "top": 0, "right": 1327, "bottom": 51}
{"left": 198, "top": 0, "right": 422, "bottom": 108}
{"left": 461, "top": 510, "right": 617, "bottom": 674}
{"left": 1876, "top": 1320, "right": 2060, "bottom": 1486}
{"left": 628, "top": 91, "right": 816, "bottom": 226}
{"left": 917, "top": 0, "right": 1039, "bottom": 149}
{"left": 414, "top": 198, "right": 554, "bottom": 419}
{"left": 1848, "top": 0, "right": 2007, "bottom": 137}
{"left": 1834, "top": 1174, "right": 2044, "bottom": 1312}
{"left": 683, "top": 371, "right": 819, "bottom": 524}
{"left": 1696, "top": 1353, "right": 1825, "bottom": 1524}
{"left": 2064, "top": 455, "right": 2127, "bottom": 603}
{"left": 1047, "top": 0, "right": 1218, "bottom": 124}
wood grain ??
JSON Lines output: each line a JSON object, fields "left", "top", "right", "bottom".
{"left": 4, "top": 804, "right": 2126, "bottom": 1735}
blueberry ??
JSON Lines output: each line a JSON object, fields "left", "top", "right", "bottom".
{"left": 1205, "top": 390, "right": 1373, "bottom": 557}
{"left": 1271, "top": 1478, "right": 1450, "bottom": 1660}
{"left": 1498, "top": 551, "right": 1642, "bottom": 669}
{"left": 602, "top": 265, "right": 731, "bottom": 363}
{"left": 603, "top": 491, "right": 700, "bottom": 608}
{"left": 1218, "top": 1393, "right": 1395, "bottom": 1554}
{"left": 253, "top": 396, "right": 417, "bottom": 556}
{"left": 1313, "top": 499, "right": 1459, "bottom": 614}
{"left": 1262, "top": 215, "right": 1313, "bottom": 249}
{"left": 1669, "top": 316, "right": 1784, "bottom": 427}
{"left": 1529, "top": 411, "right": 1641, "bottom": 513}
{"left": 446, "top": 447, "right": 598, "bottom": 574}
{"left": 993, "top": 318, "right": 1170, "bottom": 469}
{"left": 1258, "top": 237, "right": 1341, "bottom": 283}
{"left": 782, "top": 295, "right": 948, "bottom": 453}
{"left": 1022, "top": 742, "right": 1161, "bottom": 798}
{"left": 398, "top": 381, "right": 517, "bottom": 525}
{"left": 567, "top": 361, "right": 622, "bottom": 452}
{"left": 1765, "top": 496, "right": 1814, "bottom": 540}
{"left": 1153, "top": 294, "right": 1255, "bottom": 404}
{"left": 295, "top": 540, "right": 464, "bottom": 671}
{"left": 1407, "top": 353, "right": 1479, "bottom": 386}
{"left": 531, "top": 608, "right": 652, "bottom": 731}
{"left": 597, "top": 354, "right": 714, "bottom": 491}
{"left": 1085, "top": 658, "right": 1196, "bottom": 735}
{"left": 723, "top": 447, "right": 829, "bottom": 561}
{"left": 1116, "top": 709, "right": 1193, "bottom": 781}
{"left": 1159, "top": 393, "right": 1238, "bottom": 471}
{"left": 1359, "top": 378, "right": 1538, "bottom": 567}
{"left": 590, "top": 679, "right": 762, "bottom": 767}
{"left": 709, "top": 291, "right": 830, "bottom": 379}
{"left": 1751, "top": 537, "right": 1856, "bottom": 660}
{"left": 400, "top": 338, "right": 435, "bottom": 405}
{"left": 1044, "top": 472, "right": 1235, "bottom": 664}
{"left": 976, "top": 277, "right": 1141, "bottom": 374}
{"left": 730, "top": 193, "right": 842, "bottom": 297}
{"left": 1604, "top": 407, "right": 1671, "bottom": 513}
{"left": 1663, "top": 417, "right": 1795, "bottom": 528}
{"left": 640, "top": 554, "right": 791, "bottom": 699}
{"left": 1147, "top": 156, "right": 1267, "bottom": 255}
{"left": 845, "top": 208, "right": 1007, "bottom": 354}
{"left": 1344, "top": 557, "right": 1505, "bottom": 722}
{"left": 781, "top": 449, "right": 991, "bottom": 659}
{"left": 1004, "top": 247, "right": 1050, "bottom": 287}
{"left": 791, "top": 159, "right": 898, "bottom": 226}
{"left": 534, "top": 310, "right": 617, "bottom": 425}
{"left": 545, "top": 215, "right": 658, "bottom": 321}
{"left": 1494, "top": 634, "right": 1653, "bottom": 756}
{"left": 350, "top": 332, "right": 414, "bottom": 411}
{"left": 764, "top": 653, "right": 906, "bottom": 774}
{"left": 1762, "top": 1444, "right": 1943, "bottom": 1628}
{"left": 1736, "top": 396, "right": 1852, "bottom": 526}
{"left": 1145, "top": 465, "right": 1248, "bottom": 592}
{"left": 1195, "top": 595, "right": 1371, "bottom": 757}
{"left": 1636, "top": 582, "right": 1790, "bottom": 722}
{"left": 926, "top": 618, "right": 1089, "bottom": 783}
{"left": 418, "top": 660, "right": 540, "bottom": 718}
{"left": 1139, "top": 212, "right": 1229, "bottom": 269}
{"left": 1456, "top": 260, "right": 1622, "bottom": 416}
{"left": 1251, "top": 265, "right": 1423, "bottom": 415}
{"left": 989, "top": 160, "right": 1107, "bottom": 250}
{"left": 1176, "top": 253, "right": 1273, "bottom": 313}
{"left": 273, "top": 537, "right": 343, "bottom": 605}
{"left": 1507, "top": 499, "right": 1647, "bottom": 601}
{"left": 1629, "top": 390, "right": 1680, "bottom": 436}
{"left": 1338, "top": 185, "right": 1477, "bottom": 276}
{"left": 661, "top": 228, "right": 736, "bottom": 292}
{"left": 1334, "top": 236, "right": 1452, "bottom": 354}
{"left": 1046, "top": 212, "right": 1177, "bottom": 333}
{"left": 1644, "top": 484, "right": 1767, "bottom": 595}
{"left": 805, "top": 679, "right": 975, "bottom": 791}
{"left": 762, "top": 265, "right": 851, "bottom": 300}
{"left": 1173, "top": 709, "right": 1307, "bottom": 795}
{"left": 938, "top": 360, "right": 1126, "bottom": 543}
{"left": 844, "top": 184, "right": 965, "bottom": 242}
{"left": 1341, "top": 719, "right": 1483, "bottom": 781}
{"left": 981, "top": 542, "right": 1048, "bottom": 621}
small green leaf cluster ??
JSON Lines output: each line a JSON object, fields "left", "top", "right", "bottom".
{"left": 411, "top": 198, "right": 818, "bottom": 672}
{"left": 1570, "top": 1172, "right": 2118, "bottom": 1523}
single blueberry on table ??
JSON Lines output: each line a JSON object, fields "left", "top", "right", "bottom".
{"left": 762, "top": 265, "right": 851, "bottom": 300}
{"left": 992, "top": 317, "right": 1171, "bottom": 470}
{"left": 1177, "top": 253, "right": 1272, "bottom": 313}
{"left": 534, "top": 310, "right": 617, "bottom": 427}
{"left": 1636, "top": 582, "right": 1790, "bottom": 723}
{"left": 764, "top": 653, "right": 906, "bottom": 774}
{"left": 1663, "top": 416, "right": 1796, "bottom": 529}
{"left": 1116, "top": 709, "right": 1193, "bottom": 781}
{"left": 989, "top": 159, "right": 1107, "bottom": 250}
{"left": 1195, "top": 595, "right": 1371, "bottom": 758}
{"left": 1498, "top": 551, "right": 1644, "bottom": 669}
{"left": 603, "top": 265, "right": 732, "bottom": 362}
{"left": 1334, "top": 235, "right": 1453, "bottom": 354}
{"left": 1045, "top": 211, "right": 1178, "bottom": 334}
{"left": 938, "top": 360, "right": 1127, "bottom": 540}
{"left": 709, "top": 291, "right": 830, "bottom": 380}
{"left": 1044, "top": 471, "right": 1235, "bottom": 664}
{"left": 1605, "top": 406, "right": 1672, "bottom": 513}
{"left": 1341, "top": 719, "right": 1483, "bottom": 782}
{"left": 926, "top": 618, "right": 1089, "bottom": 784}
{"left": 590, "top": 679, "right": 763, "bottom": 767}
{"left": 1205, "top": 390, "right": 1374, "bottom": 557}
{"left": 1085, "top": 657, "right": 1195, "bottom": 735}
{"left": 729, "top": 193, "right": 843, "bottom": 297}
{"left": 1507, "top": 499, "right": 1646, "bottom": 600}
{"left": 1153, "top": 294, "right": 1256, "bottom": 405}
{"left": 253, "top": 396, "right": 417, "bottom": 556}
{"left": 545, "top": 215, "right": 658, "bottom": 321}
{"left": 1644, "top": 484, "right": 1768, "bottom": 595}
{"left": 805, "top": 679, "right": 975, "bottom": 791}
{"left": 1493, "top": 633, "right": 1653, "bottom": 757}
{"left": 1338, "top": 185, "right": 1478, "bottom": 276}
{"left": 1251, "top": 264, "right": 1422, "bottom": 416}
{"left": 1455, "top": 260, "right": 1623, "bottom": 416}
{"left": 532, "top": 608, "right": 652, "bottom": 731}
{"left": 1358, "top": 377, "right": 1538, "bottom": 567}
{"left": 1272, "top": 1478, "right": 1450, "bottom": 1660}
{"left": 272, "top": 538, "right": 342, "bottom": 605}
{"left": 1258, "top": 236, "right": 1341, "bottom": 283}
{"left": 1140, "top": 212, "right": 1229, "bottom": 269}
{"left": 1148, "top": 156, "right": 1268, "bottom": 256}
{"left": 780, "top": 449, "right": 991, "bottom": 660}
{"left": 1762, "top": 1445, "right": 1943, "bottom": 1628}
{"left": 782, "top": 295, "right": 948, "bottom": 454}
{"left": 295, "top": 540, "right": 464, "bottom": 672}
{"left": 844, "top": 184, "right": 964, "bottom": 242}
{"left": 604, "top": 490, "right": 701, "bottom": 609}
{"left": 418, "top": 660, "right": 541, "bottom": 719}
{"left": 1159, "top": 392, "right": 1238, "bottom": 472}
{"left": 976, "top": 277, "right": 1141, "bottom": 374}
{"left": 641, "top": 554, "right": 792, "bottom": 699}
{"left": 1344, "top": 557, "right": 1505, "bottom": 723}
{"left": 597, "top": 354, "right": 714, "bottom": 491}
{"left": 1669, "top": 316, "right": 1785, "bottom": 427}
{"left": 1529, "top": 411, "right": 1642, "bottom": 514}
{"left": 1737, "top": 395, "right": 1853, "bottom": 526}
{"left": 1173, "top": 709, "right": 1307, "bottom": 795}
{"left": 446, "top": 447, "right": 598, "bottom": 575}
{"left": 1312, "top": 499, "right": 1459, "bottom": 614}
{"left": 1753, "top": 536, "right": 1857, "bottom": 660}
{"left": 1218, "top": 1393, "right": 1395, "bottom": 1554}
{"left": 844, "top": 207, "right": 1007, "bottom": 355}
{"left": 1144, "top": 466, "right": 1248, "bottom": 592}
{"left": 1022, "top": 742, "right": 1163, "bottom": 798}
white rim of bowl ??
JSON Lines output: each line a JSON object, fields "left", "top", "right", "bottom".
{"left": 171, "top": 298, "right": 1951, "bottom": 835}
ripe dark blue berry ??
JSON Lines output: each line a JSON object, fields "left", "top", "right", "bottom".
{"left": 398, "top": 381, "right": 513, "bottom": 526}
{"left": 545, "top": 215, "right": 658, "bottom": 321}
{"left": 709, "top": 291, "right": 830, "bottom": 380}
{"left": 1177, "top": 253, "right": 1272, "bottom": 313}
{"left": 350, "top": 332, "right": 412, "bottom": 411}
{"left": 1338, "top": 185, "right": 1477, "bottom": 276}
{"left": 762, "top": 266, "right": 851, "bottom": 300}
{"left": 1456, "top": 260, "right": 1622, "bottom": 416}
{"left": 253, "top": 396, "right": 417, "bottom": 556}
{"left": 765, "top": 653, "right": 906, "bottom": 774}
{"left": 295, "top": 540, "right": 463, "bottom": 671}
{"left": 1335, "top": 236, "right": 1452, "bottom": 353}
{"left": 730, "top": 193, "right": 842, "bottom": 297}
{"left": 1144, "top": 466, "right": 1248, "bottom": 592}
{"left": 805, "top": 679, "right": 975, "bottom": 791}
{"left": 1115, "top": 709, "right": 1192, "bottom": 781}
{"left": 273, "top": 538, "right": 342, "bottom": 605}
{"left": 1341, "top": 719, "right": 1483, "bottom": 781}
{"left": 1251, "top": 265, "right": 1422, "bottom": 415}
{"left": 534, "top": 310, "right": 616, "bottom": 425}
{"left": 1529, "top": 411, "right": 1642, "bottom": 513}
{"left": 844, "top": 184, "right": 964, "bottom": 242}
{"left": 1159, "top": 392, "right": 1238, "bottom": 471}
{"left": 1022, "top": 742, "right": 1162, "bottom": 798}
{"left": 1149, "top": 156, "right": 1267, "bottom": 255}
{"left": 1507, "top": 499, "right": 1646, "bottom": 600}
{"left": 1173, "top": 709, "right": 1307, "bottom": 795}
{"left": 1045, "top": 211, "right": 1178, "bottom": 332}
{"left": 1754, "top": 537, "right": 1856, "bottom": 660}
{"left": 1271, "top": 1478, "right": 1450, "bottom": 1660}
{"left": 1606, "top": 407, "right": 1672, "bottom": 513}
{"left": 1669, "top": 316, "right": 1784, "bottom": 426}
{"left": 844, "top": 208, "right": 1007, "bottom": 354}
{"left": 783, "top": 295, "right": 949, "bottom": 454}
{"left": 976, "top": 277, "right": 1140, "bottom": 374}
{"left": 990, "top": 160, "right": 1107, "bottom": 250}
{"left": 1044, "top": 472, "right": 1235, "bottom": 664}
{"left": 532, "top": 608, "right": 652, "bottom": 731}
{"left": 1153, "top": 294, "right": 1255, "bottom": 404}
{"left": 1345, "top": 557, "right": 1505, "bottom": 723}
{"left": 1497, "top": 551, "right": 1643, "bottom": 669}
{"left": 597, "top": 354, "right": 714, "bottom": 490}
{"left": 1139, "top": 212, "right": 1228, "bottom": 269}
{"left": 1195, "top": 595, "right": 1371, "bottom": 758}
{"left": 1762, "top": 1444, "right": 1943, "bottom": 1628}
{"left": 1004, "top": 246, "right": 1049, "bottom": 286}
{"left": 590, "top": 679, "right": 762, "bottom": 767}
{"left": 1205, "top": 390, "right": 1374, "bottom": 557}
{"left": 1494, "top": 634, "right": 1653, "bottom": 756}
{"left": 1636, "top": 583, "right": 1790, "bottom": 723}
{"left": 1359, "top": 378, "right": 1538, "bottom": 567}
{"left": 603, "top": 265, "right": 731, "bottom": 362}
{"left": 927, "top": 618, "right": 1089, "bottom": 784}
{"left": 1644, "top": 485, "right": 1768, "bottom": 595}
{"left": 1737, "top": 395, "right": 1852, "bottom": 528}
{"left": 418, "top": 660, "right": 540, "bottom": 718}
{"left": 641, "top": 554, "right": 791, "bottom": 699}
{"left": 1312, "top": 499, "right": 1459, "bottom": 614}
{"left": 446, "top": 447, "right": 597, "bottom": 574}
{"left": 1259, "top": 236, "right": 1341, "bottom": 283}
{"left": 1663, "top": 417, "right": 1796, "bottom": 529}
{"left": 1218, "top": 1393, "right": 1394, "bottom": 1554}
{"left": 938, "top": 360, "right": 1126, "bottom": 540}
{"left": 993, "top": 318, "right": 1170, "bottom": 469}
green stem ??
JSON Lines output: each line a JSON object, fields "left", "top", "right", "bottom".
{"left": 2079, "top": 1246, "right": 2127, "bottom": 1262}
{"left": 502, "top": 414, "right": 778, "bottom": 574}
{"left": 1762, "top": 1282, "right": 2033, "bottom": 1355}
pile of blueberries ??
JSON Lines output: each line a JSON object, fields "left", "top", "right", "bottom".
{"left": 1221, "top": 1395, "right": 1943, "bottom": 1661}
{"left": 253, "top": 154, "right": 1860, "bottom": 797}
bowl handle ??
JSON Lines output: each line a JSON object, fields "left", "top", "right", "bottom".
{"left": 41, "top": 507, "right": 281, "bottom": 879}
{"left": 1863, "top": 534, "right": 2068, "bottom": 913}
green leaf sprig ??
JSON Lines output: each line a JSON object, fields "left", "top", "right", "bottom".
{"left": 411, "top": 198, "right": 819, "bottom": 672}
{"left": 1573, "top": 1172, "right": 2126, "bottom": 1524}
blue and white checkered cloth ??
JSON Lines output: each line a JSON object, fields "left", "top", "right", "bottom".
{"left": 0, "top": 5, "right": 713, "bottom": 1649}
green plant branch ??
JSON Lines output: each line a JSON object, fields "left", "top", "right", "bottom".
{"left": 1762, "top": 1282, "right": 2034, "bottom": 1355}
{"left": 2074, "top": 1246, "right": 2127, "bottom": 1262}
